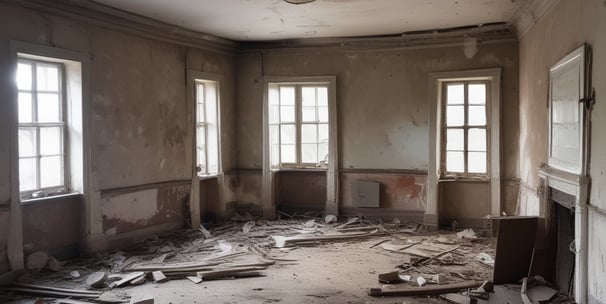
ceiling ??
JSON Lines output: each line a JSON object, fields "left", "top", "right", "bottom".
{"left": 92, "top": 0, "right": 520, "bottom": 41}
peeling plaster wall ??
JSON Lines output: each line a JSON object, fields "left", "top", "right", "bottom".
{"left": 236, "top": 41, "right": 519, "bottom": 217}
{"left": 0, "top": 3, "right": 237, "bottom": 258}
{"left": 22, "top": 195, "right": 82, "bottom": 258}
{"left": 517, "top": 0, "right": 606, "bottom": 302}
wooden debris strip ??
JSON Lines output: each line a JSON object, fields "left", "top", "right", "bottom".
{"left": 272, "top": 230, "right": 383, "bottom": 248}
{"left": 368, "top": 280, "right": 483, "bottom": 297}
{"left": 1, "top": 283, "right": 102, "bottom": 299}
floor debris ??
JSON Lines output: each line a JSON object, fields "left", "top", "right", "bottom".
{"left": 0, "top": 217, "right": 507, "bottom": 303}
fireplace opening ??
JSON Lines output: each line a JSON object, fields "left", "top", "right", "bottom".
{"left": 552, "top": 188, "right": 576, "bottom": 296}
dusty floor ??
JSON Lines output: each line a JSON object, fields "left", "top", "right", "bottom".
{"left": 1, "top": 218, "right": 496, "bottom": 304}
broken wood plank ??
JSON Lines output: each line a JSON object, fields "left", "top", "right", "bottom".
{"left": 521, "top": 278, "right": 533, "bottom": 304}
{"left": 131, "top": 296, "right": 154, "bottom": 304}
{"left": 186, "top": 276, "right": 202, "bottom": 284}
{"left": 414, "top": 245, "right": 461, "bottom": 266}
{"left": 196, "top": 266, "right": 266, "bottom": 280}
{"left": 0, "top": 287, "right": 100, "bottom": 298}
{"left": 152, "top": 271, "right": 168, "bottom": 283}
{"left": 125, "top": 261, "right": 219, "bottom": 272}
{"left": 109, "top": 272, "right": 146, "bottom": 288}
{"left": 11, "top": 283, "right": 101, "bottom": 295}
{"left": 368, "top": 280, "right": 482, "bottom": 297}
{"left": 369, "top": 239, "right": 389, "bottom": 249}
{"left": 130, "top": 275, "right": 146, "bottom": 286}
{"left": 272, "top": 231, "right": 381, "bottom": 248}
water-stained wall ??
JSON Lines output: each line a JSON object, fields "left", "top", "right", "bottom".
{"left": 0, "top": 2, "right": 237, "bottom": 264}
{"left": 235, "top": 41, "right": 519, "bottom": 220}
{"left": 517, "top": 1, "right": 606, "bottom": 302}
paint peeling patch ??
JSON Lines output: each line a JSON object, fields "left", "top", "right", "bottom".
{"left": 102, "top": 189, "right": 159, "bottom": 224}
{"left": 463, "top": 38, "right": 478, "bottom": 59}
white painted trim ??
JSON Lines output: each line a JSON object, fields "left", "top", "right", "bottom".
{"left": 547, "top": 45, "right": 586, "bottom": 175}
{"left": 510, "top": 0, "right": 561, "bottom": 38}
{"left": 427, "top": 68, "right": 502, "bottom": 227}
{"left": 186, "top": 70, "right": 224, "bottom": 226}
{"left": 262, "top": 76, "right": 338, "bottom": 218}
{"left": 8, "top": 41, "right": 91, "bottom": 268}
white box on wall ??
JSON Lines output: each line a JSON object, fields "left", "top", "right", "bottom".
{"left": 351, "top": 181, "right": 380, "bottom": 208}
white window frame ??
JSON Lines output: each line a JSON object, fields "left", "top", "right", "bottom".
{"left": 426, "top": 68, "right": 501, "bottom": 229}
{"left": 8, "top": 41, "right": 90, "bottom": 270}
{"left": 440, "top": 80, "right": 490, "bottom": 178}
{"left": 262, "top": 76, "right": 338, "bottom": 218}
{"left": 16, "top": 58, "right": 69, "bottom": 198}
{"left": 268, "top": 83, "right": 330, "bottom": 169}
{"left": 187, "top": 70, "right": 224, "bottom": 229}
{"left": 194, "top": 79, "right": 220, "bottom": 177}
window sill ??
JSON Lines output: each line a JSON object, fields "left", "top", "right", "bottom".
{"left": 197, "top": 174, "right": 221, "bottom": 181}
{"left": 20, "top": 192, "right": 82, "bottom": 206}
{"left": 439, "top": 176, "right": 490, "bottom": 183}
{"left": 272, "top": 167, "right": 328, "bottom": 173}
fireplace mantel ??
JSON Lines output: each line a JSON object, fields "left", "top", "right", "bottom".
{"left": 538, "top": 163, "right": 590, "bottom": 303}
{"left": 538, "top": 164, "right": 590, "bottom": 198}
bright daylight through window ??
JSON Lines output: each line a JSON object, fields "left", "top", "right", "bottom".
{"left": 195, "top": 80, "right": 219, "bottom": 176}
{"left": 443, "top": 82, "right": 488, "bottom": 175}
{"left": 17, "top": 59, "right": 66, "bottom": 195}
{"left": 268, "top": 84, "right": 329, "bottom": 168}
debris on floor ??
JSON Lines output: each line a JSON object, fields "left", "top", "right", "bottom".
{"left": 0, "top": 215, "right": 575, "bottom": 304}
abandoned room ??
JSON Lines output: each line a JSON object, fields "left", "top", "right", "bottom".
{"left": 0, "top": 0, "right": 605, "bottom": 303}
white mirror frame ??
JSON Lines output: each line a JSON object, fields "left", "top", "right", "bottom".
{"left": 548, "top": 45, "right": 587, "bottom": 175}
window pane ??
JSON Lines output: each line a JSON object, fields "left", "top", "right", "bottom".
{"left": 280, "top": 124, "right": 296, "bottom": 144}
{"left": 40, "top": 127, "right": 62, "bottom": 155}
{"left": 468, "top": 128, "right": 486, "bottom": 151}
{"left": 38, "top": 93, "right": 61, "bottom": 123}
{"left": 302, "top": 144, "right": 318, "bottom": 163}
{"left": 271, "top": 144, "right": 280, "bottom": 167}
{"left": 318, "top": 106, "right": 328, "bottom": 123}
{"left": 19, "top": 157, "right": 37, "bottom": 191}
{"left": 197, "top": 126, "right": 206, "bottom": 172}
{"left": 196, "top": 84, "right": 204, "bottom": 104}
{"left": 301, "top": 124, "right": 317, "bottom": 143}
{"left": 40, "top": 155, "right": 62, "bottom": 188}
{"left": 17, "top": 62, "right": 32, "bottom": 90}
{"left": 280, "top": 86, "right": 295, "bottom": 105}
{"left": 468, "top": 151, "right": 487, "bottom": 173}
{"left": 447, "top": 84, "right": 464, "bottom": 104}
{"left": 18, "top": 93, "right": 32, "bottom": 123}
{"left": 317, "top": 87, "right": 328, "bottom": 106}
{"left": 302, "top": 106, "right": 316, "bottom": 122}
{"left": 269, "top": 86, "right": 279, "bottom": 105}
{"left": 446, "top": 151, "right": 464, "bottom": 173}
{"left": 37, "top": 64, "right": 60, "bottom": 91}
{"left": 318, "top": 124, "right": 329, "bottom": 143}
{"left": 207, "top": 124, "right": 218, "bottom": 174}
{"left": 468, "top": 105, "right": 486, "bottom": 126}
{"left": 205, "top": 86, "right": 217, "bottom": 126}
{"left": 302, "top": 87, "right": 316, "bottom": 106}
{"left": 197, "top": 103, "right": 205, "bottom": 123}
{"left": 281, "top": 144, "right": 296, "bottom": 163}
{"left": 269, "top": 125, "right": 279, "bottom": 145}
{"left": 269, "top": 105, "right": 279, "bottom": 124}
{"left": 318, "top": 143, "right": 328, "bottom": 164}
{"left": 280, "top": 105, "right": 295, "bottom": 122}
{"left": 446, "top": 105, "right": 464, "bottom": 126}
{"left": 446, "top": 129, "right": 464, "bottom": 151}
{"left": 468, "top": 84, "right": 486, "bottom": 105}
{"left": 18, "top": 127, "right": 36, "bottom": 157}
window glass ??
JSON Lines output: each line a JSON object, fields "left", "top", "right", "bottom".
{"left": 269, "top": 84, "right": 331, "bottom": 168}
{"left": 443, "top": 81, "right": 489, "bottom": 175}
{"left": 17, "top": 60, "right": 65, "bottom": 194}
